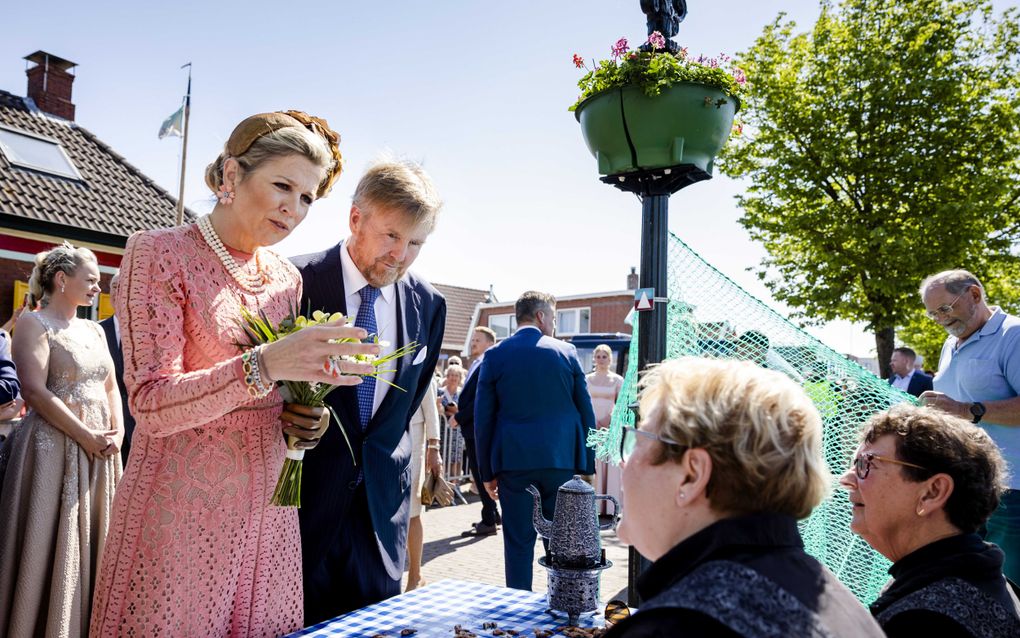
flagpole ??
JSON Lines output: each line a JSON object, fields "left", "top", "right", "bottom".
{"left": 175, "top": 63, "right": 192, "bottom": 226}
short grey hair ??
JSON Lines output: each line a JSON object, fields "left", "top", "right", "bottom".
{"left": 919, "top": 269, "right": 984, "bottom": 302}
{"left": 515, "top": 291, "right": 557, "bottom": 324}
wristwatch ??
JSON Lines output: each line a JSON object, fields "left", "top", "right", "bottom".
{"left": 969, "top": 402, "right": 987, "bottom": 424}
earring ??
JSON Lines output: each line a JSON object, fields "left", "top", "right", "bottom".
{"left": 216, "top": 183, "right": 235, "bottom": 205}
{"left": 917, "top": 508, "right": 925, "bottom": 516}
{"left": 679, "top": 491, "right": 686, "bottom": 499}
{"left": 60, "top": 284, "right": 65, "bottom": 294}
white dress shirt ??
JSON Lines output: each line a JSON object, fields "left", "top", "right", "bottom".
{"left": 340, "top": 240, "right": 404, "bottom": 419}
{"left": 890, "top": 368, "right": 914, "bottom": 392}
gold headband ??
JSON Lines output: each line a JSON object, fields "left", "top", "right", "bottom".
{"left": 225, "top": 110, "right": 343, "bottom": 198}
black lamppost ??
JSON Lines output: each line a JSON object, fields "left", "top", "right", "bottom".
{"left": 572, "top": 0, "right": 738, "bottom": 604}
{"left": 604, "top": 1, "right": 718, "bottom": 606}
{"left": 614, "top": 166, "right": 711, "bottom": 606}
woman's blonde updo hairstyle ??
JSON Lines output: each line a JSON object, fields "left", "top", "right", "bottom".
{"left": 204, "top": 111, "right": 338, "bottom": 198}
{"left": 638, "top": 357, "right": 831, "bottom": 519}
{"left": 28, "top": 242, "right": 97, "bottom": 307}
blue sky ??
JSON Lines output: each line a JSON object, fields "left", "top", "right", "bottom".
{"left": 2, "top": 1, "right": 1016, "bottom": 356}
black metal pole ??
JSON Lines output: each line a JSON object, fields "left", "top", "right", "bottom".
{"left": 628, "top": 193, "right": 670, "bottom": 606}
{"left": 637, "top": 194, "right": 669, "bottom": 373}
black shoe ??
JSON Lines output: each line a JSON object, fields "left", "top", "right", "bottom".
{"left": 461, "top": 523, "right": 498, "bottom": 537}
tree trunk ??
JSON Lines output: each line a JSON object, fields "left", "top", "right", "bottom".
{"left": 874, "top": 326, "right": 896, "bottom": 379}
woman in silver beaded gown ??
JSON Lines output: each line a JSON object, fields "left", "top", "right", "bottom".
{"left": 0, "top": 243, "right": 123, "bottom": 638}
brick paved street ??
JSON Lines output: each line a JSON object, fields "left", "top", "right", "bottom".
{"left": 403, "top": 489, "right": 630, "bottom": 602}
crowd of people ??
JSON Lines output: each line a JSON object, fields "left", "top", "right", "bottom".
{"left": 0, "top": 107, "right": 1017, "bottom": 637}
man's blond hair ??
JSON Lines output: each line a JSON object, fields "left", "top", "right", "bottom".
{"left": 352, "top": 158, "right": 442, "bottom": 233}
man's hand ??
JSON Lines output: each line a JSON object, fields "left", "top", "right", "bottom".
{"left": 919, "top": 391, "right": 970, "bottom": 420}
{"left": 449, "top": 415, "right": 458, "bottom": 428}
{"left": 484, "top": 479, "right": 499, "bottom": 501}
{"left": 280, "top": 403, "right": 331, "bottom": 450}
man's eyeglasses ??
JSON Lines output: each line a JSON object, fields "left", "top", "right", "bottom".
{"left": 851, "top": 451, "right": 928, "bottom": 480}
{"left": 620, "top": 425, "right": 686, "bottom": 463}
{"left": 925, "top": 292, "right": 965, "bottom": 320}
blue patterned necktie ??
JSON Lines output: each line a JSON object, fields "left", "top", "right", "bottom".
{"left": 355, "top": 285, "right": 379, "bottom": 430}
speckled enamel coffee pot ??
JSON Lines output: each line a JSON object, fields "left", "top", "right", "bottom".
{"left": 527, "top": 475, "right": 621, "bottom": 569}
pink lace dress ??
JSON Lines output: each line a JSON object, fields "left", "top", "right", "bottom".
{"left": 90, "top": 225, "right": 304, "bottom": 637}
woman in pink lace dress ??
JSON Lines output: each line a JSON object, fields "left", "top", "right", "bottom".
{"left": 90, "top": 112, "right": 378, "bottom": 637}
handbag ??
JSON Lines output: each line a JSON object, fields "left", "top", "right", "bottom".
{"left": 421, "top": 472, "right": 455, "bottom": 507}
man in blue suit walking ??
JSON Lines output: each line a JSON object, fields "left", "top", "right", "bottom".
{"left": 291, "top": 160, "right": 446, "bottom": 624}
{"left": 474, "top": 291, "right": 596, "bottom": 590}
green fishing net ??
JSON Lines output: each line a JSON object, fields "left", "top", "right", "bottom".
{"left": 589, "top": 231, "right": 918, "bottom": 603}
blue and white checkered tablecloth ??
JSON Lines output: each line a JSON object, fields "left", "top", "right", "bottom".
{"left": 287, "top": 579, "right": 605, "bottom": 637}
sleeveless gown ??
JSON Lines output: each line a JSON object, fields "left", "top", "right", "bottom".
{"left": 587, "top": 372, "right": 623, "bottom": 514}
{"left": 0, "top": 314, "right": 121, "bottom": 638}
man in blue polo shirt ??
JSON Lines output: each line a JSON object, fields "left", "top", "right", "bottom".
{"left": 918, "top": 269, "right": 1020, "bottom": 582}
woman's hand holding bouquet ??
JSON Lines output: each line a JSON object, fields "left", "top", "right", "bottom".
{"left": 240, "top": 308, "right": 418, "bottom": 506}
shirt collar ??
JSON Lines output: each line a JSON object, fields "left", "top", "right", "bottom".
{"left": 340, "top": 239, "right": 396, "bottom": 304}
{"left": 515, "top": 325, "right": 541, "bottom": 334}
{"left": 895, "top": 369, "right": 915, "bottom": 382}
{"left": 951, "top": 306, "right": 1007, "bottom": 351}
{"left": 979, "top": 307, "right": 1007, "bottom": 338}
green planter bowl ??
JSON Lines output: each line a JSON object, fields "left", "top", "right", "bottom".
{"left": 575, "top": 83, "right": 738, "bottom": 176}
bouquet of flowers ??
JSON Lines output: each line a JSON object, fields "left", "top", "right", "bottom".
{"left": 239, "top": 306, "right": 418, "bottom": 507}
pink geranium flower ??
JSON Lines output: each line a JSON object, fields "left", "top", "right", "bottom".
{"left": 647, "top": 31, "right": 666, "bottom": 51}
{"left": 611, "top": 37, "right": 629, "bottom": 59}
{"left": 573, "top": 54, "right": 585, "bottom": 69}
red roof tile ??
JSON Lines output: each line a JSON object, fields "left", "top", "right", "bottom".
{"left": 434, "top": 283, "right": 490, "bottom": 354}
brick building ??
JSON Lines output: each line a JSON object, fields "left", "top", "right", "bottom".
{"left": 471, "top": 291, "right": 635, "bottom": 342}
{"left": 433, "top": 283, "right": 491, "bottom": 363}
{"left": 461, "top": 269, "right": 640, "bottom": 372}
{"left": 0, "top": 51, "right": 189, "bottom": 325}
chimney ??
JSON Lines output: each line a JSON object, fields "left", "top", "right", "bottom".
{"left": 24, "top": 51, "right": 77, "bottom": 121}
{"left": 626, "top": 266, "right": 639, "bottom": 290}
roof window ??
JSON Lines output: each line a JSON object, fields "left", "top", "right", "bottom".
{"left": 0, "top": 125, "right": 81, "bottom": 180}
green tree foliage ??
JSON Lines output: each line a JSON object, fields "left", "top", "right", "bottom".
{"left": 718, "top": 0, "right": 1020, "bottom": 377}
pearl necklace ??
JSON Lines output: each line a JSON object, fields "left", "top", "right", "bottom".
{"left": 197, "top": 215, "right": 266, "bottom": 292}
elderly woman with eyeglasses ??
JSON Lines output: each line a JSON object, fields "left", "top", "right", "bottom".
{"left": 604, "top": 357, "right": 882, "bottom": 637}
{"left": 840, "top": 405, "right": 1020, "bottom": 637}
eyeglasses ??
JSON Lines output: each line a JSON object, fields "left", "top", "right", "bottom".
{"left": 851, "top": 451, "right": 928, "bottom": 480}
{"left": 925, "top": 292, "right": 965, "bottom": 320}
{"left": 620, "top": 425, "right": 686, "bottom": 463}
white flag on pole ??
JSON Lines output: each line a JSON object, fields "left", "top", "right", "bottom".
{"left": 158, "top": 105, "right": 185, "bottom": 139}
